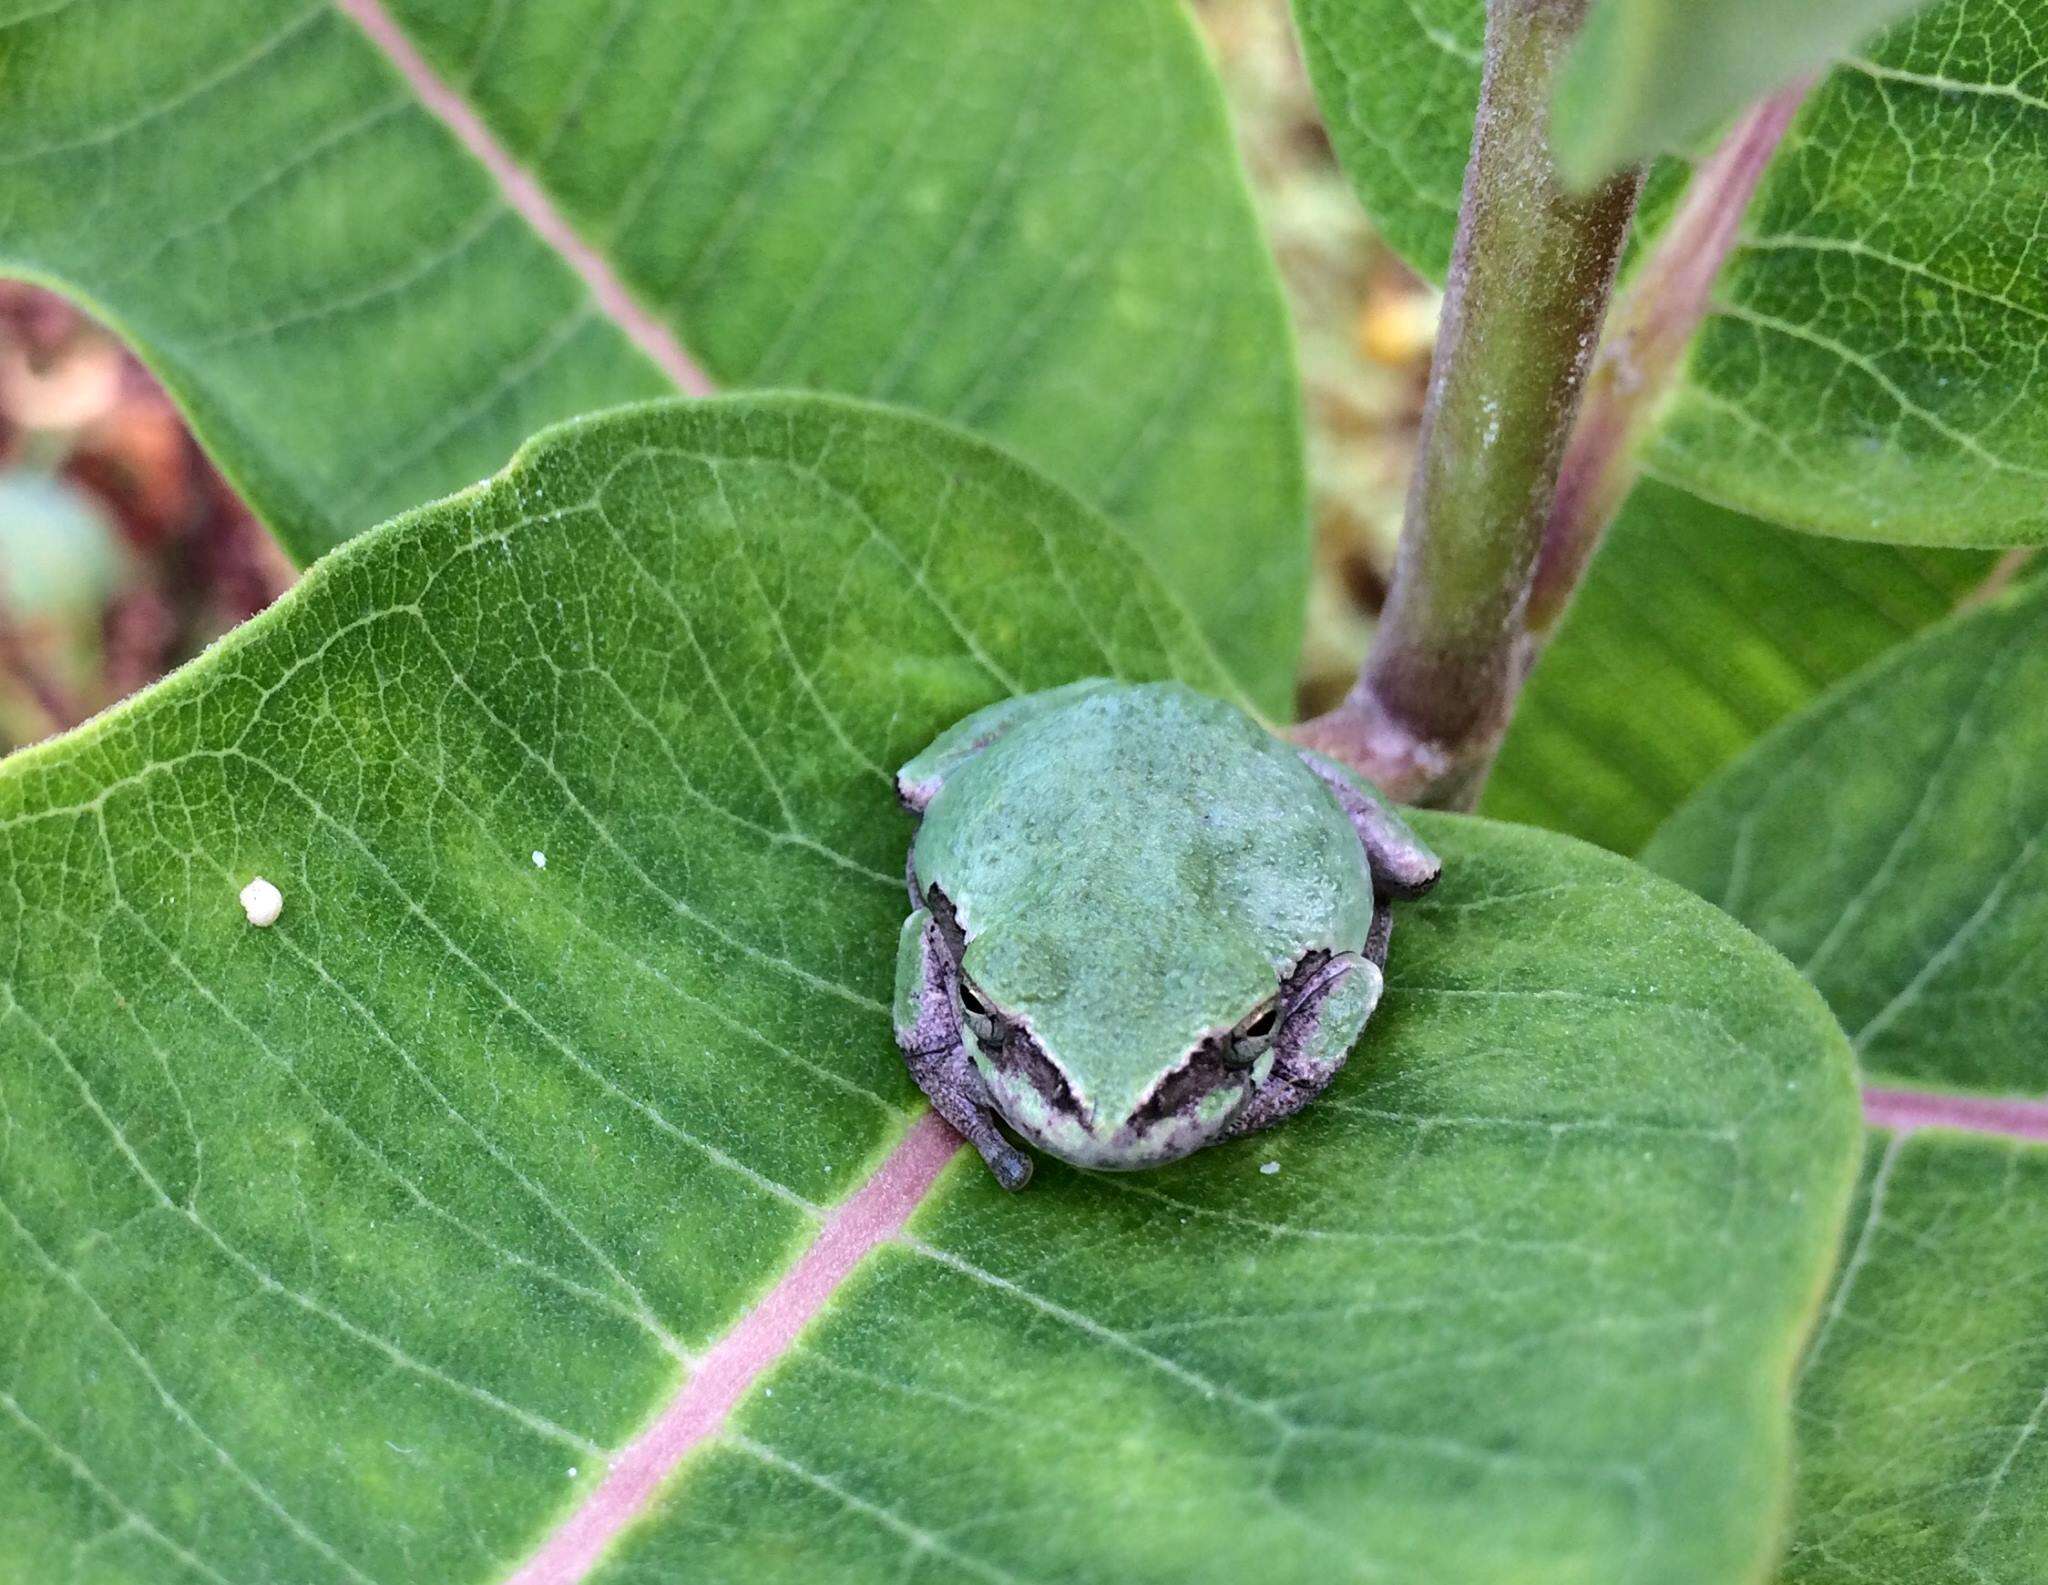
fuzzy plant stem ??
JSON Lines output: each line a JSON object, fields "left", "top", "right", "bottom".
{"left": 1297, "top": 0, "right": 1642, "bottom": 810}
{"left": 1521, "top": 80, "right": 1812, "bottom": 645}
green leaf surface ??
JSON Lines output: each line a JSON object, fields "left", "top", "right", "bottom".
{"left": 598, "top": 807, "right": 1858, "bottom": 1585}
{"left": 0, "top": 396, "right": 1857, "bottom": 1584}
{"left": 0, "top": 0, "right": 1304, "bottom": 712}
{"left": 1646, "top": 574, "right": 2048, "bottom": 1095}
{"left": 1483, "top": 478, "right": 1999, "bottom": 856}
{"left": 1655, "top": 0, "right": 2048, "bottom": 548}
{"left": 1782, "top": 1130, "right": 2048, "bottom": 1584}
{"left": 1645, "top": 577, "right": 2048, "bottom": 1583}
{"left": 1551, "top": 0, "right": 1926, "bottom": 185}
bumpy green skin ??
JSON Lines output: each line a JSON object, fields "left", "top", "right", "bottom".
{"left": 894, "top": 681, "right": 1438, "bottom": 1182}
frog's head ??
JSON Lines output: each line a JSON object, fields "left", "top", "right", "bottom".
{"left": 930, "top": 888, "right": 1379, "bottom": 1170}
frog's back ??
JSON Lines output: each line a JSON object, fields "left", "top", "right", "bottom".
{"left": 916, "top": 682, "right": 1374, "bottom": 967}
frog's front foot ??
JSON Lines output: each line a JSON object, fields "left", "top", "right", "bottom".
{"left": 959, "top": 1111, "right": 1034, "bottom": 1191}
{"left": 908, "top": 1035, "right": 1035, "bottom": 1191}
{"left": 894, "top": 907, "right": 1035, "bottom": 1190}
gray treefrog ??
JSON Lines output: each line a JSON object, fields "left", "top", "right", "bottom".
{"left": 892, "top": 679, "right": 1440, "bottom": 1189}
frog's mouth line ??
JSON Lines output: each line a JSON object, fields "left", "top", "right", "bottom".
{"left": 1125, "top": 1040, "right": 1255, "bottom": 1133}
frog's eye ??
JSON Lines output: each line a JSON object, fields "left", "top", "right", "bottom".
{"left": 1224, "top": 1000, "right": 1281, "bottom": 1066}
{"left": 955, "top": 974, "right": 1003, "bottom": 1044}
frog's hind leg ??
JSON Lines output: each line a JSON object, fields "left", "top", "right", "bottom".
{"left": 893, "top": 908, "right": 1034, "bottom": 1190}
{"left": 1297, "top": 749, "right": 1442, "bottom": 899}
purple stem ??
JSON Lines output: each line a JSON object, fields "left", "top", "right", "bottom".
{"left": 1296, "top": 0, "right": 1641, "bottom": 809}
{"left": 1523, "top": 80, "right": 1812, "bottom": 643}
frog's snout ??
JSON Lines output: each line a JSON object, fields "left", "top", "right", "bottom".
{"left": 980, "top": 1066, "right": 1248, "bottom": 1173}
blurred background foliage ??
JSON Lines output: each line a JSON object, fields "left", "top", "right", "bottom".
{"left": 0, "top": 0, "right": 1429, "bottom": 756}
{"left": 0, "top": 283, "right": 294, "bottom": 754}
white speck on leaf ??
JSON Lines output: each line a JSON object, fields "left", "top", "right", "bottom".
{"left": 239, "top": 877, "right": 282, "bottom": 927}
{"left": 1259, "top": 1161, "right": 1281, "bottom": 1176}
{"left": 532, "top": 850, "right": 547, "bottom": 869}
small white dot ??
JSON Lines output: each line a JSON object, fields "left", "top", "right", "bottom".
{"left": 239, "top": 877, "right": 283, "bottom": 928}
{"left": 1259, "top": 1160, "right": 1281, "bottom": 1176}
{"left": 532, "top": 851, "right": 547, "bottom": 869}
{"left": 566, "top": 1466, "right": 578, "bottom": 1478}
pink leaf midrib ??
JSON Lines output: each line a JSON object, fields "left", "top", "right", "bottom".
{"left": 331, "top": 0, "right": 717, "bottom": 399}
{"left": 1860, "top": 1084, "right": 2048, "bottom": 1142}
{"left": 505, "top": 1110, "right": 961, "bottom": 1585}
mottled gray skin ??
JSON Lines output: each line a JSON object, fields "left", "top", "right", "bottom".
{"left": 891, "top": 680, "right": 1440, "bottom": 1189}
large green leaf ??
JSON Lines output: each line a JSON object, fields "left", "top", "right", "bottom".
{"left": 0, "top": 0, "right": 1304, "bottom": 712}
{"left": 1645, "top": 578, "right": 2048, "bottom": 1582}
{"left": 1646, "top": 575, "right": 2048, "bottom": 1094}
{"left": 1483, "top": 478, "right": 1999, "bottom": 856}
{"left": 1655, "top": 0, "right": 2048, "bottom": 547}
{"left": 1781, "top": 1131, "right": 2048, "bottom": 1584}
{"left": 1551, "top": 0, "right": 1927, "bottom": 185}
{"left": 597, "top": 810, "right": 1858, "bottom": 1585}
{"left": 0, "top": 396, "right": 1857, "bottom": 1583}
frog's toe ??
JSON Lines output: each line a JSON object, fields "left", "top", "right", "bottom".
{"left": 981, "top": 1137, "right": 1034, "bottom": 1191}
{"left": 904, "top": 1049, "right": 1036, "bottom": 1190}
{"left": 932, "top": 1099, "right": 1034, "bottom": 1190}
